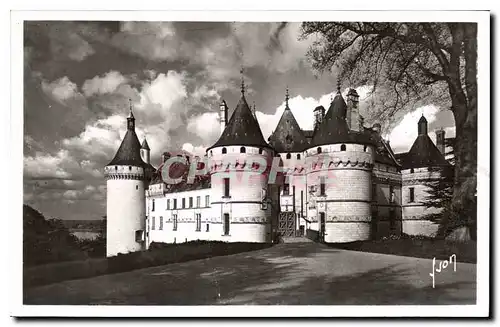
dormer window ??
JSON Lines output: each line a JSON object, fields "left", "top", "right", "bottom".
{"left": 129, "top": 166, "right": 132, "bottom": 170}
{"left": 259, "top": 148, "right": 263, "bottom": 154}
{"left": 317, "top": 147, "right": 322, "bottom": 154}
{"left": 240, "top": 147, "right": 246, "bottom": 153}
{"left": 364, "top": 145, "right": 367, "bottom": 152}
{"left": 286, "top": 153, "right": 291, "bottom": 159}
{"left": 341, "top": 144, "right": 346, "bottom": 151}
{"left": 222, "top": 147, "right": 227, "bottom": 154}
{"left": 297, "top": 154, "right": 301, "bottom": 160}
{"left": 410, "top": 168, "right": 414, "bottom": 173}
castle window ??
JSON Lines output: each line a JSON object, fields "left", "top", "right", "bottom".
{"left": 129, "top": 166, "right": 132, "bottom": 170}
{"left": 182, "top": 198, "right": 186, "bottom": 209}
{"left": 189, "top": 197, "right": 193, "bottom": 208}
{"left": 223, "top": 178, "right": 230, "bottom": 197}
{"left": 223, "top": 213, "right": 230, "bottom": 235}
{"left": 410, "top": 168, "right": 414, "bottom": 173}
{"left": 317, "top": 147, "right": 322, "bottom": 154}
{"left": 240, "top": 146, "right": 246, "bottom": 153}
{"left": 409, "top": 187, "right": 415, "bottom": 203}
{"left": 151, "top": 216, "right": 155, "bottom": 230}
{"left": 259, "top": 148, "right": 263, "bottom": 154}
{"left": 136, "top": 185, "right": 138, "bottom": 190}
{"left": 167, "top": 199, "right": 170, "bottom": 210}
{"left": 115, "top": 166, "right": 117, "bottom": 170}
{"left": 286, "top": 153, "right": 291, "bottom": 159}
{"left": 159, "top": 216, "right": 163, "bottom": 230}
{"left": 195, "top": 214, "right": 201, "bottom": 232}
{"left": 210, "top": 150, "right": 213, "bottom": 156}
{"left": 173, "top": 198, "right": 177, "bottom": 209}
{"left": 173, "top": 214, "right": 178, "bottom": 231}
{"left": 297, "top": 154, "right": 301, "bottom": 160}
{"left": 341, "top": 144, "right": 346, "bottom": 151}
{"left": 152, "top": 199, "right": 155, "bottom": 212}
{"left": 222, "top": 147, "right": 227, "bottom": 154}
{"left": 319, "top": 177, "right": 326, "bottom": 196}
{"left": 283, "top": 183, "right": 290, "bottom": 195}
{"left": 364, "top": 145, "right": 367, "bottom": 152}
{"left": 206, "top": 223, "right": 210, "bottom": 232}
{"left": 205, "top": 195, "right": 210, "bottom": 207}
{"left": 196, "top": 196, "right": 201, "bottom": 208}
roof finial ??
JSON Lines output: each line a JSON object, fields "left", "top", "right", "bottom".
{"left": 285, "top": 86, "right": 290, "bottom": 108}
{"left": 240, "top": 66, "right": 245, "bottom": 95}
{"left": 128, "top": 98, "right": 134, "bottom": 119}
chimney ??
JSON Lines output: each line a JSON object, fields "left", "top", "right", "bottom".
{"left": 219, "top": 100, "right": 228, "bottom": 136}
{"left": 436, "top": 128, "right": 445, "bottom": 155}
{"left": 346, "top": 88, "right": 360, "bottom": 131}
{"left": 313, "top": 106, "right": 325, "bottom": 130}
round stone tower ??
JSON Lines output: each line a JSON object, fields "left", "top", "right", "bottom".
{"left": 306, "top": 84, "right": 376, "bottom": 243}
{"left": 104, "top": 106, "right": 146, "bottom": 257}
{"left": 206, "top": 80, "right": 274, "bottom": 243}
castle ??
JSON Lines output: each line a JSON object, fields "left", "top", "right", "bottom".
{"left": 104, "top": 81, "right": 451, "bottom": 257}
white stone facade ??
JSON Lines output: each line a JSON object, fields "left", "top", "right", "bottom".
{"left": 104, "top": 165, "right": 146, "bottom": 256}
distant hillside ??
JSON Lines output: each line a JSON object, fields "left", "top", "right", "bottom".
{"left": 61, "top": 219, "right": 104, "bottom": 232}
{"left": 23, "top": 205, "right": 87, "bottom": 266}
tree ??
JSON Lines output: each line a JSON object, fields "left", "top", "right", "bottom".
{"left": 301, "top": 22, "right": 477, "bottom": 239}
{"left": 23, "top": 205, "right": 86, "bottom": 266}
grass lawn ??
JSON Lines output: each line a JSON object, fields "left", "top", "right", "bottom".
{"left": 327, "top": 237, "right": 476, "bottom": 264}
{"left": 24, "top": 241, "right": 273, "bottom": 289}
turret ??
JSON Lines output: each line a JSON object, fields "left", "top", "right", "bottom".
{"left": 418, "top": 115, "right": 428, "bottom": 135}
{"left": 206, "top": 73, "right": 274, "bottom": 243}
{"left": 104, "top": 102, "right": 146, "bottom": 257}
{"left": 141, "top": 137, "right": 151, "bottom": 165}
{"left": 219, "top": 100, "right": 228, "bottom": 136}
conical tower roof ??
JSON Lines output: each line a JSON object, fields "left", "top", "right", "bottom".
{"left": 141, "top": 138, "right": 150, "bottom": 150}
{"left": 310, "top": 92, "right": 374, "bottom": 147}
{"left": 398, "top": 134, "right": 450, "bottom": 169}
{"left": 268, "top": 89, "right": 309, "bottom": 152}
{"left": 107, "top": 108, "right": 145, "bottom": 167}
{"left": 207, "top": 93, "right": 270, "bottom": 150}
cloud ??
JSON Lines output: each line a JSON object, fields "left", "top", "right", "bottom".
{"left": 41, "top": 76, "right": 81, "bottom": 102}
{"left": 111, "top": 22, "right": 188, "bottom": 62}
{"left": 187, "top": 112, "right": 220, "bottom": 142}
{"left": 48, "top": 22, "right": 95, "bottom": 61}
{"left": 82, "top": 71, "right": 128, "bottom": 97}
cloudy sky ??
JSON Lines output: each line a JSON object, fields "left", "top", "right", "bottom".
{"left": 23, "top": 21, "right": 455, "bottom": 220}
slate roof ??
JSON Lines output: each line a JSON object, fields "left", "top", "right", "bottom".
{"left": 396, "top": 134, "right": 451, "bottom": 169}
{"left": 363, "top": 127, "right": 400, "bottom": 167}
{"left": 310, "top": 93, "right": 375, "bottom": 147}
{"left": 141, "top": 138, "right": 150, "bottom": 150}
{"left": 207, "top": 94, "right": 271, "bottom": 150}
{"left": 268, "top": 104, "right": 309, "bottom": 153}
{"left": 107, "top": 129, "right": 145, "bottom": 167}
{"left": 149, "top": 159, "right": 211, "bottom": 193}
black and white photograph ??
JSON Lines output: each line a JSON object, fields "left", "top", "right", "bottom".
{"left": 10, "top": 9, "right": 490, "bottom": 318}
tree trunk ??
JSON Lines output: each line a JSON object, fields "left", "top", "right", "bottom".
{"left": 437, "top": 101, "right": 477, "bottom": 241}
